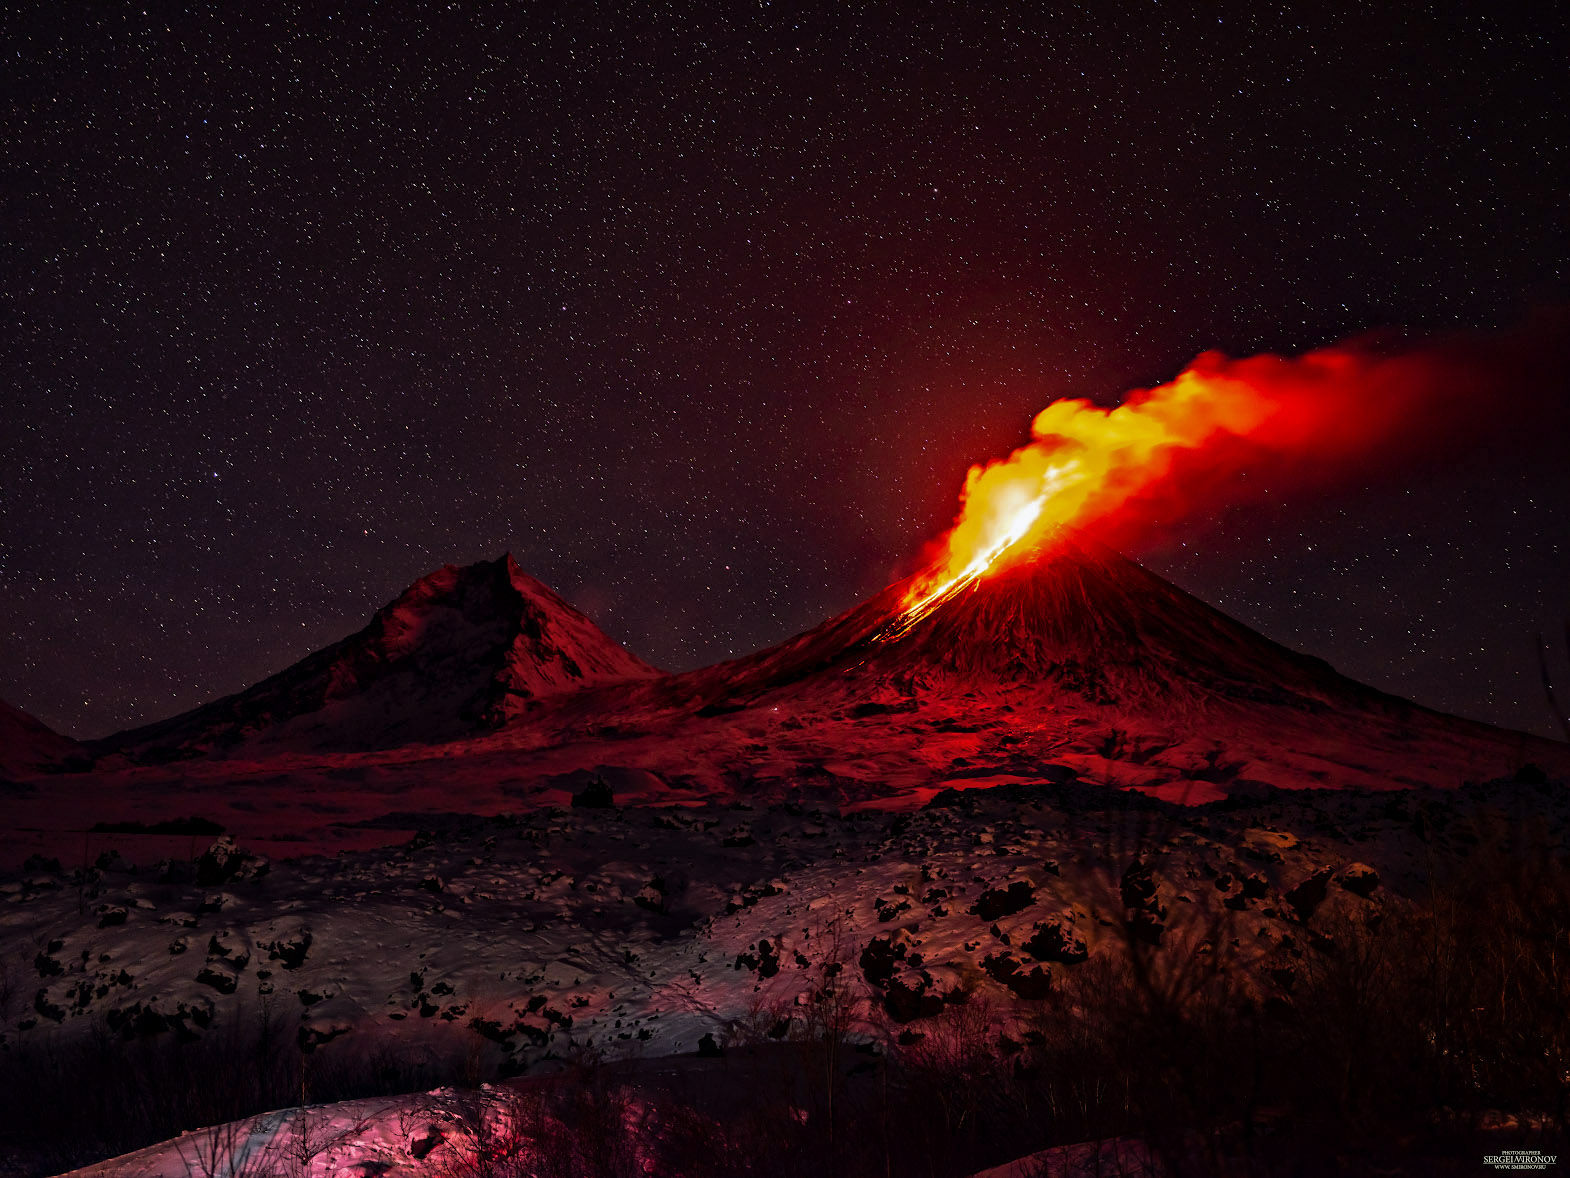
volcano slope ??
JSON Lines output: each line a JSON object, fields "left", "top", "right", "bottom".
{"left": 0, "top": 700, "right": 84, "bottom": 777}
{"left": 511, "top": 530, "right": 1567, "bottom": 811}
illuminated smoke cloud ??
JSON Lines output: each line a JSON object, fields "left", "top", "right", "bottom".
{"left": 901, "top": 311, "right": 1570, "bottom": 624}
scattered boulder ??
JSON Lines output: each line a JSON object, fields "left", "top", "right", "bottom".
{"left": 195, "top": 836, "right": 268, "bottom": 886}
{"left": 33, "top": 988, "right": 66, "bottom": 1022}
{"left": 1286, "top": 867, "right": 1334, "bottom": 922}
{"left": 876, "top": 896, "right": 913, "bottom": 922}
{"left": 859, "top": 930, "right": 911, "bottom": 986}
{"left": 722, "top": 878, "right": 784, "bottom": 915}
{"left": 1121, "top": 858, "right": 1160, "bottom": 909}
{"left": 1338, "top": 863, "right": 1380, "bottom": 898}
{"left": 969, "top": 881, "right": 1036, "bottom": 922}
{"left": 634, "top": 878, "right": 667, "bottom": 913}
{"left": 980, "top": 952, "right": 1053, "bottom": 1000}
{"left": 468, "top": 1015, "right": 511, "bottom": 1045}
{"left": 298, "top": 1018, "right": 351, "bottom": 1053}
{"left": 408, "top": 1125, "right": 445, "bottom": 1161}
{"left": 34, "top": 950, "right": 64, "bottom": 976}
{"left": 734, "top": 939, "right": 782, "bottom": 978}
{"left": 697, "top": 1031, "right": 724, "bottom": 1057}
{"left": 1022, "top": 918, "right": 1088, "bottom": 964}
{"left": 195, "top": 962, "right": 241, "bottom": 994}
{"left": 571, "top": 775, "right": 615, "bottom": 809}
{"left": 105, "top": 996, "right": 212, "bottom": 1040}
{"left": 262, "top": 928, "right": 313, "bottom": 969}
{"left": 883, "top": 969, "right": 947, "bottom": 1022}
{"left": 204, "top": 929, "right": 250, "bottom": 968}
{"left": 1120, "top": 858, "right": 1167, "bottom": 946}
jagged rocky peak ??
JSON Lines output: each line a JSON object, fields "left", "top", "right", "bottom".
{"left": 104, "top": 555, "right": 659, "bottom": 757}
{"left": 355, "top": 554, "right": 657, "bottom": 706}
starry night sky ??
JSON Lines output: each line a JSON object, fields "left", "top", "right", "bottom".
{"left": 3, "top": 4, "right": 1568, "bottom": 742}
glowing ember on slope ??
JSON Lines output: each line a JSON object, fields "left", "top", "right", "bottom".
{"left": 879, "top": 463, "right": 1067, "bottom": 639}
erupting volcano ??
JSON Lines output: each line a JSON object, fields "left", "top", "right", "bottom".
{"left": 896, "top": 357, "right": 1276, "bottom": 630}
{"left": 33, "top": 340, "right": 1566, "bottom": 802}
{"left": 7, "top": 351, "right": 1570, "bottom": 1178}
{"left": 699, "top": 528, "right": 1370, "bottom": 716}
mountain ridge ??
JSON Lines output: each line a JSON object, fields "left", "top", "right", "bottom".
{"left": 99, "top": 554, "right": 659, "bottom": 758}
{"left": 0, "top": 699, "right": 85, "bottom": 774}
{"left": 59, "top": 541, "right": 1568, "bottom": 808}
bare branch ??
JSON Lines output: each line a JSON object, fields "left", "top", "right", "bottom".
{"left": 1536, "top": 629, "right": 1570, "bottom": 743}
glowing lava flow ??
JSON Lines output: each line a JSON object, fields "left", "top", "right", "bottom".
{"left": 879, "top": 462, "right": 1075, "bottom": 640}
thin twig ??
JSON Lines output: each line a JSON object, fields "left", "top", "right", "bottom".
{"left": 1536, "top": 629, "right": 1570, "bottom": 743}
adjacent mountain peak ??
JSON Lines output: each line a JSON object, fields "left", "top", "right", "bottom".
{"left": 370, "top": 555, "right": 657, "bottom": 702}
{"left": 687, "top": 530, "right": 1377, "bottom": 713}
{"left": 105, "top": 555, "right": 659, "bottom": 758}
{"left": 0, "top": 699, "right": 84, "bottom": 774}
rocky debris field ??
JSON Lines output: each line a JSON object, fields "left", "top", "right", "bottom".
{"left": 5, "top": 770, "right": 1565, "bottom": 1081}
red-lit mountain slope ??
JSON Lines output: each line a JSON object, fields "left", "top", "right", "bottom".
{"left": 673, "top": 530, "right": 1379, "bottom": 716}
{"left": 99, "top": 555, "right": 658, "bottom": 758}
{"left": 0, "top": 699, "right": 84, "bottom": 775}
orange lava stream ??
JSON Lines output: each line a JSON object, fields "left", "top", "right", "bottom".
{"left": 880, "top": 462, "right": 1075, "bottom": 640}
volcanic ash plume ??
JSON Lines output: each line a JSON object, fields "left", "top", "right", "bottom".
{"left": 901, "top": 315, "right": 1570, "bottom": 628}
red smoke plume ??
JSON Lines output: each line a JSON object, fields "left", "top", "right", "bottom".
{"left": 901, "top": 312, "right": 1569, "bottom": 622}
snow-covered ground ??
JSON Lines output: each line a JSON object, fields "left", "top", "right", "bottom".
{"left": 56, "top": 1089, "right": 1164, "bottom": 1178}
{"left": 7, "top": 774, "right": 1566, "bottom": 1174}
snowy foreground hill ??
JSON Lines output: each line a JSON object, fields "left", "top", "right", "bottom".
{"left": 3, "top": 538, "right": 1569, "bottom": 1174}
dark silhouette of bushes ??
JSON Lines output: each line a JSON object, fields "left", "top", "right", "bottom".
{"left": 0, "top": 994, "right": 476, "bottom": 1176}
